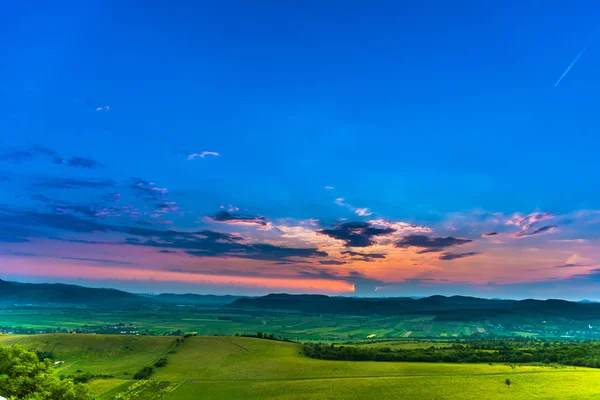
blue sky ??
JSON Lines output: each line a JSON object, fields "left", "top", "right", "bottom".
{"left": 1, "top": 1, "right": 600, "bottom": 299}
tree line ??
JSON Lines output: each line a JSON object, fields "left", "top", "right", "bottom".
{"left": 303, "top": 339, "right": 600, "bottom": 368}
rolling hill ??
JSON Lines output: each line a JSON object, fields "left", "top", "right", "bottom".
{"left": 2, "top": 334, "right": 600, "bottom": 399}
{"left": 0, "top": 279, "right": 148, "bottom": 307}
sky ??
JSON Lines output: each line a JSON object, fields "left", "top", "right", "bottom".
{"left": 1, "top": 1, "right": 600, "bottom": 299}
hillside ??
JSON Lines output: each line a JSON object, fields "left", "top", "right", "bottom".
{"left": 0, "top": 279, "right": 247, "bottom": 308}
{"left": 153, "top": 293, "right": 244, "bottom": 306}
{"left": 0, "top": 279, "right": 149, "bottom": 307}
{"left": 2, "top": 334, "right": 600, "bottom": 399}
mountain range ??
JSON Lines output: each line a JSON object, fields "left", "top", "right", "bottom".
{"left": 2, "top": 279, "right": 600, "bottom": 321}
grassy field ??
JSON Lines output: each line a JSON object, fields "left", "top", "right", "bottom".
{"left": 3, "top": 334, "right": 600, "bottom": 399}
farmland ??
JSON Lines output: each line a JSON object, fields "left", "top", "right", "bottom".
{"left": 2, "top": 305, "right": 596, "bottom": 341}
{"left": 2, "top": 334, "right": 600, "bottom": 399}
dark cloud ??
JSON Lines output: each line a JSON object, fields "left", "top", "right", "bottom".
{"left": 0, "top": 250, "right": 39, "bottom": 257}
{"left": 185, "top": 241, "right": 326, "bottom": 261}
{"left": 154, "top": 202, "right": 179, "bottom": 213}
{"left": 416, "top": 248, "right": 444, "bottom": 254}
{"left": 0, "top": 146, "right": 98, "bottom": 167}
{"left": 0, "top": 207, "right": 326, "bottom": 263}
{"left": 67, "top": 156, "right": 104, "bottom": 169}
{"left": 31, "top": 145, "right": 58, "bottom": 157}
{"left": 243, "top": 243, "right": 326, "bottom": 260}
{"left": 396, "top": 235, "right": 472, "bottom": 249}
{"left": 439, "top": 252, "right": 479, "bottom": 261}
{"left": 207, "top": 211, "right": 267, "bottom": 226}
{"left": 158, "top": 249, "right": 177, "bottom": 254}
{"left": 515, "top": 225, "right": 557, "bottom": 237}
{"left": 340, "top": 250, "right": 386, "bottom": 261}
{"left": 0, "top": 225, "right": 41, "bottom": 243}
{"left": 35, "top": 177, "right": 116, "bottom": 189}
{"left": 29, "top": 194, "right": 118, "bottom": 218}
{"left": 319, "top": 221, "right": 395, "bottom": 247}
{"left": 554, "top": 263, "right": 593, "bottom": 268}
{"left": 58, "top": 256, "right": 135, "bottom": 265}
{"left": 0, "top": 150, "right": 33, "bottom": 163}
{"left": 319, "top": 260, "right": 347, "bottom": 265}
{"left": 482, "top": 232, "right": 498, "bottom": 237}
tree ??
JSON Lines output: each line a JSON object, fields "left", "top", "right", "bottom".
{"left": 0, "top": 345, "right": 92, "bottom": 400}
{"left": 505, "top": 378, "right": 511, "bottom": 387}
{"left": 133, "top": 366, "right": 154, "bottom": 380}
{"left": 154, "top": 357, "right": 168, "bottom": 368}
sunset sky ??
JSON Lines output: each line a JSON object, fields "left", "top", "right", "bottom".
{"left": 2, "top": 1, "right": 600, "bottom": 299}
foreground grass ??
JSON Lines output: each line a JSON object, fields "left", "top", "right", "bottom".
{"left": 3, "top": 335, "right": 600, "bottom": 399}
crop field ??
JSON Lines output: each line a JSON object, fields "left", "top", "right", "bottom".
{"left": 3, "top": 334, "right": 600, "bottom": 399}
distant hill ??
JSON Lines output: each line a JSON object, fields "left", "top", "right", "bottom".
{"left": 154, "top": 293, "right": 245, "bottom": 305}
{"left": 0, "top": 279, "right": 148, "bottom": 308}
{"left": 229, "top": 293, "right": 600, "bottom": 321}
{"left": 4, "top": 279, "right": 600, "bottom": 321}
{"left": 0, "top": 280, "right": 243, "bottom": 308}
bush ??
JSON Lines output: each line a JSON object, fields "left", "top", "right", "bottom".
{"left": 35, "top": 350, "right": 54, "bottom": 361}
{"left": 154, "top": 357, "right": 168, "bottom": 367}
{"left": 72, "top": 373, "right": 93, "bottom": 384}
{"left": 133, "top": 366, "right": 154, "bottom": 380}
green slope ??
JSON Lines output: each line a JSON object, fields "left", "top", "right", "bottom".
{"left": 3, "top": 335, "right": 600, "bottom": 399}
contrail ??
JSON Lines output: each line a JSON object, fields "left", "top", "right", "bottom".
{"left": 554, "top": 43, "right": 589, "bottom": 87}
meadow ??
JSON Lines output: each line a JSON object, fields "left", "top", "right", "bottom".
{"left": 2, "top": 334, "right": 600, "bottom": 399}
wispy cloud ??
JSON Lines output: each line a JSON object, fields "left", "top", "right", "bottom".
{"left": 482, "top": 232, "right": 498, "bottom": 237}
{"left": 554, "top": 42, "right": 589, "bottom": 87}
{"left": 187, "top": 151, "right": 220, "bottom": 160}
{"left": 334, "top": 198, "right": 372, "bottom": 217}
{"left": 0, "top": 146, "right": 104, "bottom": 168}
{"left": 129, "top": 178, "right": 169, "bottom": 201}
{"left": 206, "top": 211, "right": 267, "bottom": 226}
{"left": 514, "top": 225, "right": 557, "bottom": 238}
{"left": 35, "top": 177, "right": 116, "bottom": 189}
{"left": 0, "top": 150, "right": 33, "bottom": 163}
{"left": 58, "top": 256, "right": 134, "bottom": 265}
{"left": 325, "top": 185, "right": 334, "bottom": 190}
{"left": 505, "top": 212, "right": 553, "bottom": 230}
{"left": 67, "top": 157, "right": 104, "bottom": 169}
{"left": 95, "top": 106, "right": 110, "bottom": 112}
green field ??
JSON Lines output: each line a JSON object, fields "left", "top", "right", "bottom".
{"left": 3, "top": 334, "right": 600, "bottom": 399}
